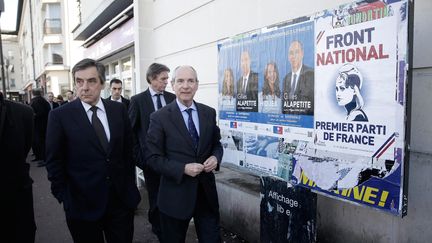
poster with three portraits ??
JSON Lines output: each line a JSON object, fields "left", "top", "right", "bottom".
{"left": 218, "top": 0, "right": 409, "bottom": 216}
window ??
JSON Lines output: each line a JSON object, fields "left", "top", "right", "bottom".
{"left": 43, "top": 3, "right": 62, "bottom": 34}
{"left": 44, "top": 44, "right": 64, "bottom": 65}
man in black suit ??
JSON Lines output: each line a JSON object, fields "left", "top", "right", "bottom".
{"left": 129, "top": 63, "right": 175, "bottom": 240}
{"left": 282, "top": 40, "right": 314, "bottom": 115}
{"left": 45, "top": 58, "right": 141, "bottom": 243}
{"left": 236, "top": 50, "right": 259, "bottom": 112}
{"left": 1, "top": 92, "right": 36, "bottom": 243}
{"left": 107, "top": 78, "right": 130, "bottom": 110}
{"left": 30, "top": 88, "right": 51, "bottom": 166}
{"left": 146, "top": 65, "right": 223, "bottom": 243}
{"left": 47, "top": 92, "right": 59, "bottom": 110}
{"left": 61, "top": 90, "right": 74, "bottom": 105}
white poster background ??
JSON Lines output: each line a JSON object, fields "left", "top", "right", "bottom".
{"left": 314, "top": 16, "right": 398, "bottom": 160}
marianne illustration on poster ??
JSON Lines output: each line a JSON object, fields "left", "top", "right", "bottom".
{"left": 335, "top": 64, "right": 368, "bottom": 122}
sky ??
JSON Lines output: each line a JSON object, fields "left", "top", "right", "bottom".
{"left": 0, "top": 0, "right": 19, "bottom": 33}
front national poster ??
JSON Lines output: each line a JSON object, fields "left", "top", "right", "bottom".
{"left": 218, "top": 0, "right": 410, "bottom": 216}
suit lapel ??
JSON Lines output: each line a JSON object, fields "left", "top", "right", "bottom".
{"left": 196, "top": 103, "right": 209, "bottom": 154}
{"left": 104, "top": 99, "right": 115, "bottom": 155}
{"left": 144, "top": 89, "right": 156, "bottom": 113}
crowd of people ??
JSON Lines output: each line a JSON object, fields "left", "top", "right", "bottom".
{"left": 4, "top": 58, "right": 223, "bottom": 243}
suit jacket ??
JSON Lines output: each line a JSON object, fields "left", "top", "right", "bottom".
{"left": 45, "top": 99, "right": 140, "bottom": 221}
{"left": 146, "top": 101, "right": 223, "bottom": 220}
{"left": 30, "top": 96, "right": 51, "bottom": 138}
{"left": 282, "top": 65, "right": 314, "bottom": 101}
{"left": 282, "top": 65, "right": 314, "bottom": 115}
{"left": 107, "top": 96, "right": 130, "bottom": 110}
{"left": 0, "top": 99, "right": 34, "bottom": 193}
{"left": 236, "top": 71, "right": 259, "bottom": 100}
{"left": 49, "top": 101, "right": 59, "bottom": 110}
{"left": 129, "top": 89, "right": 176, "bottom": 169}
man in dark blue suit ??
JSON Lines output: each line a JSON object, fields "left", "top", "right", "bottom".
{"left": 282, "top": 40, "right": 315, "bottom": 115}
{"left": 129, "top": 63, "right": 175, "bottom": 240}
{"left": 45, "top": 58, "right": 141, "bottom": 243}
{"left": 30, "top": 88, "right": 50, "bottom": 165}
{"left": 1, "top": 92, "right": 36, "bottom": 243}
{"left": 146, "top": 65, "right": 223, "bottom": 243}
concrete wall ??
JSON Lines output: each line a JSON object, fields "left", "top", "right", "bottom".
{"left": 134, "top": 0, "right": 432, "bottom": 242}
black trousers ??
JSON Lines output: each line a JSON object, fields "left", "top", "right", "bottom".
{"left": 143, "top": 166, "right": 162, "bottom": 239}
{"left": 66, "top": 190, "right": 135, "bottom": 243}
{"left": 6, "top": 184, "right": 36, "bottom": 243}
{"left": 159, "top": 184, "right": 221, "bottom": 243}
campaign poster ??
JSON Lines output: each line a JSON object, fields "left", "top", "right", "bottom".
{"left": 218, "top": 0, "right": 409, "bottom": 216}
{"left": 261, "top": 176, "right": 317, "bottom": 243}
{"left": 291, "top": 0, "right": 409, "bottom": 216}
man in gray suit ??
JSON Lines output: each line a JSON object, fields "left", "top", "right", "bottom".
{"left": 146, "top": 65, "right": 223, "bottom": 242}
{"left": 129, "top": 63, "right": 176, "bottom": 240}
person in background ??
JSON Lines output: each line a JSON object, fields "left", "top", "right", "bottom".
{"left": 146, "top": 65, "right": 223, "bottom": 243}
{"left": 62, "top": 90, "right": 74, "bottom": 105}
{"left": 107, "top": 78, "right": 130, "bottom": 110}
{"left": 30, "top": 88, "right": 50, "bottom": 167}
{"left": 1, "top": 92, "right": 36, "bottom": 243}
{"left": 46, "top": 92, "right": 59, "bottom": 110}
{"left": 129, "top": 63, "right": 176, "bottom": 241}
{"left": 45, "top": 58, "right": 140, "bottom": 243}
{"left": 56, "top": 94, "right": 64, "bottom": 106}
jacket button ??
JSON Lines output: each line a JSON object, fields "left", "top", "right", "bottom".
{"left": 106, "top": 176, "right": 110, "bottom": 180}
{"left": 106, "top": 159, "right": 110, "bottom": 162}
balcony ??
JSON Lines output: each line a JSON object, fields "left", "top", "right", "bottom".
{"left": 44, "top": 18, "right": 62, "bottom": 34}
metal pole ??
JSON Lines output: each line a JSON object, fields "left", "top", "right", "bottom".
{"left": 0, "top": 24, "right": 6, "bottom": 97}
{"left": 0, "top": 0, "right": 4, "bottom": 97}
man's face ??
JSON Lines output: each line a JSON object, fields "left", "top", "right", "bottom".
{"left": 288, "top": 41, "right": 304, "bottom": 72}
{"left": 66, "top": 91, "right": 74, "bottom": 101}
{"left": 172, "top": 66, "right": 198, "bottom": 107}
{"left": 240, "top": 52, "right": 251, "bottom": 76}
{"left": 150, "top": 71, "right": 169, "bottom": 93}
{"left": 47, "top": 93, "right": 54, "bottom": 102}
{"left": 75, "top": 66, "right": 104, "bottom": 106}
{"left": 110, "top": 82, "right": 122, "bottom": 100}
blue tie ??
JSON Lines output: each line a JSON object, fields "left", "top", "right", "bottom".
{"left": 155, "top": 94, "right": 162, "bottom": 110}
{"left": 289, "top": 73, "right": 297, "bottom": 99}
{"left": 185, "top": 108, "right": 199, "bottom": 148}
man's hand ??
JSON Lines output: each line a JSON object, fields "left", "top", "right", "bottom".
{"left": 184, "top": 163, "right": 204, "bottom": 177}
{"left": 203, "top": 156, "right": 218, "bottom": 172}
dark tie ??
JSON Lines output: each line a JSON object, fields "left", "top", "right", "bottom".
{"left": 185, "top": 108, "right": 199, "bottom": 148}
{"left": 155, "top": 94, "right": 163, "bottom": 110}
{"left": 90, "top": 106, "right": 108, "bottom": 151}
{"left": 289, "top": 73, "right": 297, "bottom": 99}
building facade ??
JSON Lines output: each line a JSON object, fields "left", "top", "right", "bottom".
{"left": 18, "top": 0, "right": 82, "bottom": 101}
{"left": 72, "top": 0, "right": 134, "bottom": 99}
{"left": 1, "top": 35, "right": 24, "bottom": 102}
{"left": 15, "top": 0, "right": 432, "bottom": 242}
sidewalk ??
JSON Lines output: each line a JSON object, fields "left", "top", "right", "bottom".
{"left": 30, "top": 154, "right": 246, "bottom": 242}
